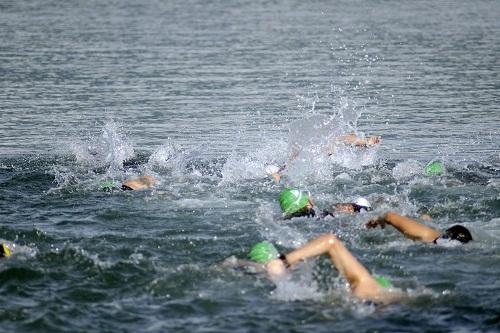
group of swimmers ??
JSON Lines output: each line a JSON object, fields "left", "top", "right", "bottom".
{"left": 90, "top": 132, "right": 466, "bottom": 305}
{"left": 222, "top": 134, "right": 472, "bottom": 304}
{"left": 0, "top": 132, "right": 467, "bottom": 306}
{"left": 225, "top": 185, "right": 472, "bottom": 304}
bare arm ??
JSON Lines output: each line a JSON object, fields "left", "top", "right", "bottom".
{"left": 322, "top": 134, "right": 381, "bottom": 156}
{"left": 366, "top": 211, "right": 441, "bottom": 243}
{"left": 335, "top": 134, "right": 381, "bottom": 147}
{"left": 122, "top": 175, "right": 156, "bottom": 190}
{"left": 267, "top": 234, "right": 381, "bottom": 301}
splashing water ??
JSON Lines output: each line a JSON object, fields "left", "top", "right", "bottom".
{"left": 220, "top": 102, "right": 378, "bottom": 185}
{"left": 392, "top": 160, "right": 425, "bottom": 180}
{"left": 270, "top": 272, "right": 323, "bottom": 302}
{"left": 101, "top": 121, "right": 135, "bottom": 172}
{"left": 221, "top": 140, "right": 289, "bottom": 183}
{"left": 147, "top": 140, "right": 185, "bottom": 173}
{"left": 69, "top": 120, "right": 134, "bottom": 173}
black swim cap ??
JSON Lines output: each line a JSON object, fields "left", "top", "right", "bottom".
{"left": 442, "top": 225, "right": 472, "bottom": 244}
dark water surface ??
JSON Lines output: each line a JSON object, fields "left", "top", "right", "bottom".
{"left": 1, "top": 0, "right": 499, "bottom": 332}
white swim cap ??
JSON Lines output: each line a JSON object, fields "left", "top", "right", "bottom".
{"left": 265, "top": 165, "right": 280, "bottom": 174}
{"left": 353, "top": 197, "right": 371, "bottom": 210}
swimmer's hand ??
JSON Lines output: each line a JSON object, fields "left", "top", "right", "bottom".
{"left": 366, "top": 136, "right": 381, "bottom": 146}
{"left": 366, "top": 217, "right": 387, "bottom": 229}
{"left": 265, "top": 165, "right": 283, "bottom": 183}
{"left": 271, "top": 172, "right": 281, "bottom": 183}
{"left": 266, "top": 259, "right": 287, "bottom": 278}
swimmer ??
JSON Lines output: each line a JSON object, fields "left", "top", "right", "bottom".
{"left": 224, "top": 235, "right": 398, "bottom": 304}
{"left": 366, "top": 211, "right": 472, "bottom": 244}
{"left": 220, "top": 242, "right": 277, "bottom": 275}
{"left": 267, "top": 134, "right": 381, "bottom": 182}
{"left": 278, "top": 188, "right": 372, "bottom": 220}
{"left": 121, "top": 175, "right": 157, "bottom": 190}
{"left": 0, "top": 243, "right": 11, "bottom": 258}
{"left": 321, "top": 197, "right": 373, "bottom": 218}
{"left": 100, "top": 175, "right": 157, "bottom": 191}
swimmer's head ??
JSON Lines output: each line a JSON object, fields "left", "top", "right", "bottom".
{"left": 0, "top": 244, "right": 11, "bottom": 257}
{"left": 352, "top": 197, "right": 372, "bottom": 211}
{"left": 424, "top": 161, "right": 445, "bottom": 176}
{"left": 121, "top": 175, "right": 157, "bottom": 191}
{"left": 332, "top": 197, "right": 372, "bottom": 214}
{"left": 278, "top": 189, "right": 311, "bottom": 215}
{"left": 441, "top": 225, "right": 472, "bottom": 244}
{"left": 248, "top": 242, "right": 279, "bottom": 264}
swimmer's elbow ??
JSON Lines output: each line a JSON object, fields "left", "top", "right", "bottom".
{"left": 405, "top": 230, "right": 439, "bottom": 243}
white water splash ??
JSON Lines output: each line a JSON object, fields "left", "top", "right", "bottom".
{"left": 69, "top": 120, "right": 134, "bottom": 172}
{"left": 269, "top": 265, "right": 323, "bottom": 302}
{"left": 282, "top": 101, "right": 379, "bottom": 182}
{"left": 147, "top": 140, "right": 185, "bottom": 172}
{"left": 220, "top": 111, "right": 378, "bottom": 185}
{"left": 392, "top": 160, "right": 424, "bottom": 180}
{"left": 220, "top": 139, "right": 289, "bottom": 183}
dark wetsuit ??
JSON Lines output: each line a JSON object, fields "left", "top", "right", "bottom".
{"left": 283, "top": 204, "right": 371, "bottom": 220}
{"left": 284, "top": 208, "right": 317, "bottom": 220}
{"left": 284, "top": 209, "right": 337, "bottom": 220}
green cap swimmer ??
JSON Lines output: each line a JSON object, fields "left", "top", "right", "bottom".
{"left": 424, "top": 161, "right": 445, "bottom": 176}
{"left": 248, "top": 242, "right": 279, "bottom": 264}
{"left": 279, "top": 189, "right": 309, "bottom": 214}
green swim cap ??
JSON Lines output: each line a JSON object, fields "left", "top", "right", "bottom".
{"left": 279, "top": 189, "right": 309, "bottom": 214}
{"left": 424, "top": 161, "right": 445, "bottom": 175}
{"left": 100, "top": 179, "right": 116, "bottom": 191}
{"left": 248, "top": 242, "right": 279, "bottom": 264}
{"left": 375, "top": 275, "right": 392, "bottom": 288}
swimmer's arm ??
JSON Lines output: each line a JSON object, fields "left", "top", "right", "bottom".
{"left": 335, "top": 134, "right": 381, "bottom": 147}
{"left": 267, "top": 234, "right": 381, "bottom": 300}
{"left": 366, "top": 211, "right": 440, "bottom": 243}
{"left": 322, "top": 134, "right": 381, "bottom": 156}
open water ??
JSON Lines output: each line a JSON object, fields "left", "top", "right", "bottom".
{"left": 1, "top": 0, "right": 499, "bottom": 332}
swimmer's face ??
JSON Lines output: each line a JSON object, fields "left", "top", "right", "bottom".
{"left": 332, "top": 203, "right": 355, "bottom": 214}
{"left": 306, "top": 195, "right": 314, "bottom": 209}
